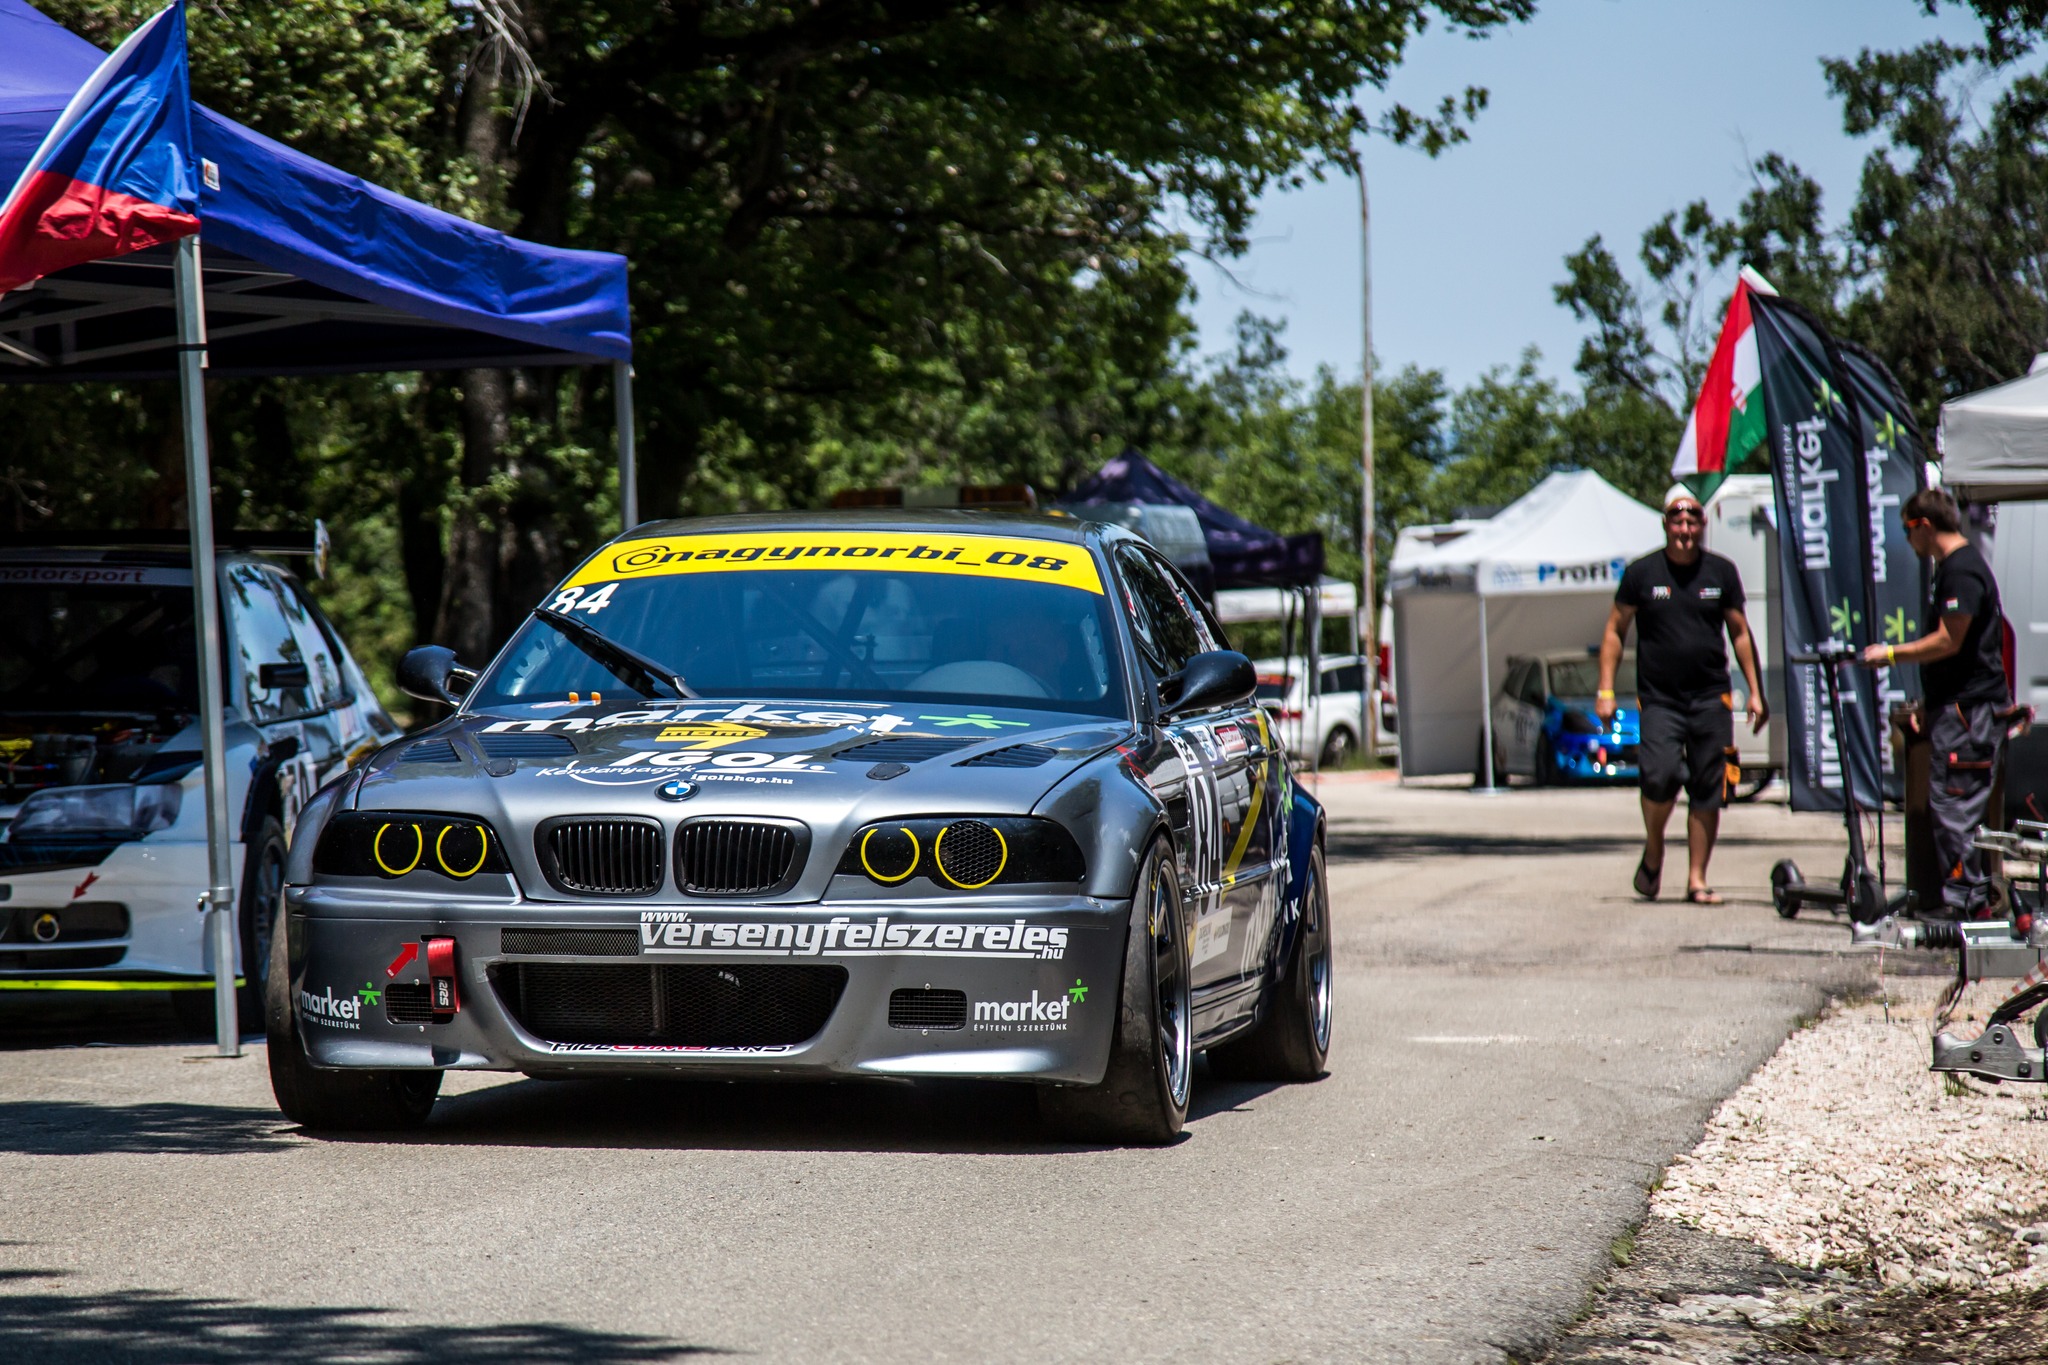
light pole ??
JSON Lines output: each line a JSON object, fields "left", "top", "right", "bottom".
{"left": 1355, "top": 156, "right": 1376, "bottom": 758}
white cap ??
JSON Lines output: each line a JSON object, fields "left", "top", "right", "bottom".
{"left": 1664, "top": 484, "right": 1703, "bottom": 512}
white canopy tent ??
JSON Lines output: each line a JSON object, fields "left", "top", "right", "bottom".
{"left": 1388, "top": 470, "right": 1663, "bottom": 781}
{"left": 1939, "top": 356, "right": 2048, "bottom": 502}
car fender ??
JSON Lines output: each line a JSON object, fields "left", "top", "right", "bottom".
{"left": 1271, "top": 780, "right": 1326, "bottom": 980}
{"left": 1032, "top": 747, "right": 1169, "bottom": 905}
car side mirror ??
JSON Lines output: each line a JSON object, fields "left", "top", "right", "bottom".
{"left": 396, "top": 645, "right": 478, "bottom": 706}
{"left": 258, "top": 661, "right": 310, "bottom": 691}
{"left": 1159, "top": 650, "right": 1257, "bottom": 719}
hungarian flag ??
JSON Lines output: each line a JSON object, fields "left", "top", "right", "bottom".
{"left": 1670, "top": 268, "right": 1776, "bottom": 499}
{"left": 0, "top": 1, "right": 198, "bottom": 296}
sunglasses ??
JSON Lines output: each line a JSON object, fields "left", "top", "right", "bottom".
{"left": 1902, "top": 516, "right": 1930, "bottom": 531}
{"left": 1665, "top": 508, "right": 1703, "bottom": 523}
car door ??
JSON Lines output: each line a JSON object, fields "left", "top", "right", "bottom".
{"left": 1114, "top": 546, "right": 1274, "bottom": 1000}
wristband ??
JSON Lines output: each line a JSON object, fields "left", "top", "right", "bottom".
{"left": 1886, "top": 645, "right": 1896, "bottom": 666}
{"left": 1597, "top": 689, "right": 1615, "bottom": 699}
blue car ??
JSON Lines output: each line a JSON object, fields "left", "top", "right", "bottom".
{"left": 1485, "top": 650, "right": 1639, "bottom": 786}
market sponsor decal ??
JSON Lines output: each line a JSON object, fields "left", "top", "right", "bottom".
{"left": 484, "top": 705, "right": 911, "bottom": 737}
{"left": 640, "top": 911, "right": 1069, "bottom": 960}
{"left": 535, "top": 751, "right": 830, "bottom": 785}
{"left": 298, "top": 984, "right": 364, "bottom": 1030}
{"left": 972, "top": 979, "right": 1088, "bottom": 1033}
{"left": 561, "top": 531, "right": 1104, "bottom": 595}
{"left": 543, "top": 1042, "right": 795, "bottom": 1055}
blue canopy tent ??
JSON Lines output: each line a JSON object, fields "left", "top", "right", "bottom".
{"left": 0, "top": 0, "right": 632, "bottom": 1052}
{"left": 1065, "top": 449, "right": 1325, "bottom": 591}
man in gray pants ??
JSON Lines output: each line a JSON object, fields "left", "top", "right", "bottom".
{"left": 1860, "top": 488, "right": 2011, "bottom": 916}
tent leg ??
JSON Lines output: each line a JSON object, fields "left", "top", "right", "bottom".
{"left": 614, "top": 358, "right": 637, "bottom": 532}
{"left": 1477, "top": 590, "right": 1498, "bottom": 794}
{"left": 176, "top": 237, "right": 239, "bottom": 1057}
{"left": 1306, "top": 585, "right": 1323, "bottom": 776}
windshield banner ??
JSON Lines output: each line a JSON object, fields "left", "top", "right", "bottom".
{"left": 563, "top": 531, "right": 1104, "bottom": 595}
{"left": 1753, "top": 293, "right": 1884, "bottom": 813}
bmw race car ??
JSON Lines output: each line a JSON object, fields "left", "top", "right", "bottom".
{"left": 0, "top": 543, "right": 398, "bottom": 1027}
{"left": 270, "top": 512, "right": 1332, "bottom": 1143}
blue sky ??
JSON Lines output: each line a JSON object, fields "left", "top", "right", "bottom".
{"left": 1182, "top": 0, "right": 1989, "bottom": 390}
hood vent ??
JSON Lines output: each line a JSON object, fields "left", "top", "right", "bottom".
{"left": 834, "top": 736, "right": 974, "bottom": 764}
{"left": 957, "top": 743, "right": 1055, "bottom": 769}
{"left": 479, "top": 732, "right": 578, "bottom": 761}
{"left": 399, "top": 740, "right": 459, "bottom": 764}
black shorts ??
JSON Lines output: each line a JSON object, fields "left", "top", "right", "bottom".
{"left": 1638, "top": 697, "right": 1733, "bottom": 809}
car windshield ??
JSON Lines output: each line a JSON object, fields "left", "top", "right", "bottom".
{"left": 1547, "top": 657, "right": 1636, "bottom": 701}
{"left": 469, "top": 534, "right": 1129, "bottom": 718}
{"left": 0, "top": 575, "right": 199, "bottom": 713}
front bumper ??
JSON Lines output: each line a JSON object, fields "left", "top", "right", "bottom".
{"left": 0, "top": 838, "right": 246, "bottom": 987}
{"left": 286, "top": 885, "right": 1130, "bottom": 1083}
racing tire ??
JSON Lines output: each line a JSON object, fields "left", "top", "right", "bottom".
{"left": 1318, "top": 726, "right": 1357, "bottom": 771}
{"left": 1038, "top": 840, "right": 1191, "bottom": 1145}
{"left": 166, "top": 816, "right": 289, "bottom": 1038}
{"left": 265, "top": 897, "right": 441, "bottom": 1132}
{"left": 1771, "top": 859, "right": 1801, "bottom": 919}
{"left": 1207, "top": 844, "right": 1332, "bottom": 1083}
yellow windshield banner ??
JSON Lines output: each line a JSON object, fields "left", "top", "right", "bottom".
{"left": 565, "top": 531, "right": 1104, "bottom": 595}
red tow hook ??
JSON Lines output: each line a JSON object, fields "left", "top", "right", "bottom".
{"left": 425, "top": 936, "right": 460, "bottom": 1018}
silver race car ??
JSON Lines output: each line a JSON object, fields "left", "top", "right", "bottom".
{"left": 269, "top": 512, "right": 1331, "bottom": 1142}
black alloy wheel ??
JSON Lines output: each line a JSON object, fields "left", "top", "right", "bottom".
{"left": 1209, "top": 845, "right": 1333, "bottom": 1082}
{"left": 266, "top": 864, "right": 441, "bottom": 1132}
{"left": 1038, "top": 839, "right": 1191, "bottom": 1144}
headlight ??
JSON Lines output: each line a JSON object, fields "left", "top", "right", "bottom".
{"left": 837, "top": 817, "right": 1086, "bottom": 889}
{"left": 313, "top": 811, "right": 510, "bottom": 881}
{"left": 7, "top": 782, "right": 182, "bottom": 839}
{"left": 1559, "top": 709, "right": 1601, "bottom": 736}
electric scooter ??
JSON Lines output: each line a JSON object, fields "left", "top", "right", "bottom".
{"left": 1768, "top": 640, "right": 1915, "bottom": 926}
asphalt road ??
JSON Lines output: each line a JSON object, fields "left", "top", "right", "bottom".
{"left": 0, "top": 777, "right": 1906, "bottom": 1364}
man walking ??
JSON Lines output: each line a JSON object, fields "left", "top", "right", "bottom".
{"left": 1859, "top": 488, "right": 2011, "bottom": 916}
{"left": 1597, "top": 488, "right": 1768, "bottom": 904}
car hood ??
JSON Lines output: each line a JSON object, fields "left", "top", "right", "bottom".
{"left": 352, "top": 698, "right": 1133, "bottom": 828}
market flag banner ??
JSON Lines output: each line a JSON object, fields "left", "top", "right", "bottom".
{"left": 1752, "top": 291, "right": 1885, "bottom": 813}
{"left": 0, "top": 1, "right": 197, "bottom": 295}
{"left": 1839, "top": 341, "right": 1928, "bottom": 800}
{"left": 1671, "top": 272, "right": 1768, "bottom": 501}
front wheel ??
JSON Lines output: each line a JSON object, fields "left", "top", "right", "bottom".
{"left": 1209, "top": 845, "right": 1332, "bottom": 1082}
{"left": 1771, "top": 859, "right": 1801, "bottom": 919}
{"left": 266, "top": 900, "right": 440, "bottom": 1132}
{"left": 1318, "top": 725, "right": 1357, "bottom": 770}
{"left": 1038, "top": 840, "right": 1191, "bottom": 1144}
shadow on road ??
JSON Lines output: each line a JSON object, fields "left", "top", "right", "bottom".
{"left": 1327, "top": 829, "right": 1811, "bottom": 862}
{"left": 0, "top": 1280, "right": 717, "bottom": 1362}
{"left": 0, "top": 1100, "right": 296, "bottom": 1157}
{"left": 0, "top": 995, "right": 204, "bottom": 1052}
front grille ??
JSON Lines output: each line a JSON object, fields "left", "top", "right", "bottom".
{"left": 539, "top": 818, "right": 664, "bottom": 896}
{"left": 675, "top": 819, "right": 805, "bottom": 896}
{"left": 933, "top": 819, "right": 1005, "bottom": 888}
{"left": 399, "top": 740, "right": 459, "bottom": 764}
{"left": 888, "top": 988, "right": 966, "bottom": 1031}
{"left": 833, "top": 737, "right": 974, "bottom": 764}
{"left": 958, "top": 743, "right": 1055, "bottom": 769}
{"left": 493, "top": 962, "right": 846, "bottom": 1047}
{"left": 384, "top": 982, "right": 435, "bottom": 1024}
{"left": 479, "top": 732, "right": 578, "bottom": 760}
{"left": 501, "top": 927, "right": 640, "bottom": 957}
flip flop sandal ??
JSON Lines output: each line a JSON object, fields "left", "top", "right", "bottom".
{"left": 1686, "top": 888, "right": 1724, "bottom": 906}
{"left": 1633, "top": 856, "right": 1661, "bottom": 900}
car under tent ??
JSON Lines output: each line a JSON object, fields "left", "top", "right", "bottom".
{"left": 0, "top": 0, "right": 631, "bottom": 1052}
{"left": 1387, "top": 470, "right": 1662, "bottom": 784}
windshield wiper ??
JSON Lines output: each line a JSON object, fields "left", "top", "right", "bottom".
{"left": 533, "top": 608, "right": 696, "bottom": 699}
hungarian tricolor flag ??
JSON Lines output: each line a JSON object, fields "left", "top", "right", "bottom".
{"left": 0, "top": 1, "right": 198, "bottom": 296}
{"left": 1671, "top": 268, "right": 1776, "bottom": 499}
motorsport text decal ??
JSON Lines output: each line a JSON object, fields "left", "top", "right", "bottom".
{"left": 640, "top": 911, "right": 1068, "bottom": 960}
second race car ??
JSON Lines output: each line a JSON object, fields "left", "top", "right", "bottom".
{"left": 270, "top": 511, "right": 1331, "bottom": 1143}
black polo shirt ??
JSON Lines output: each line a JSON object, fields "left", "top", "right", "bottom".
{"left": 1922, "top": 542, "right": 2009, "bottom": 711}
{"left": 1615, "top": 550, "right": 1746, "bottom": 707}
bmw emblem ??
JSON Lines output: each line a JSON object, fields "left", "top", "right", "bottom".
{"left": 656, "top": 779, "right": 698, "bottom": 802}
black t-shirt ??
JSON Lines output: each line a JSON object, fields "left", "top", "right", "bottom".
{"left": 1615, "top": 550, "right": 1746, "bottom": 706}
{"left": 1922, "top": 542, "right": 2008, "bottom": 711}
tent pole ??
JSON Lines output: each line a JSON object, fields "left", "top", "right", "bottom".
{"left": 1477, "top": 587, "right": 1498, "bottom": 793}
{"left": 176, "top": 236, "right": 238, "bottom": 1057}
{"left": 1306, "top": 583, "right": 1323, "bottom": 776}
{"left": 614, "top": 358, "right": 637, "bottom": 531}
